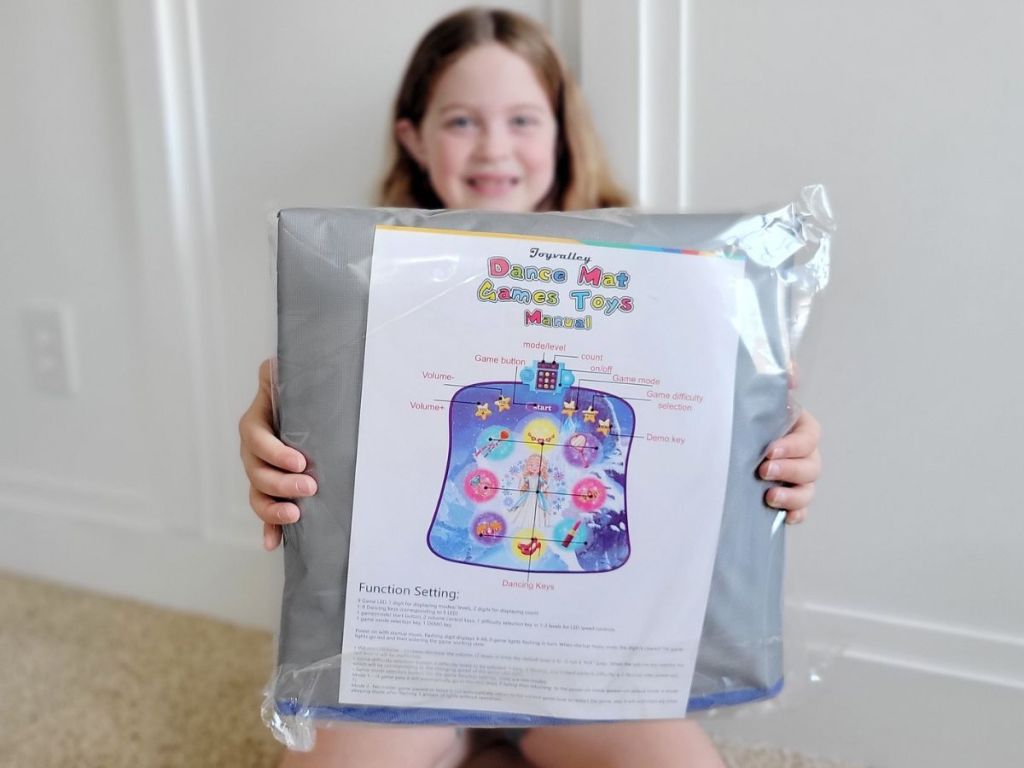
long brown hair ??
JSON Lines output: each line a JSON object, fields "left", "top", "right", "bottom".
{"left": 379, "top": 7, "right": 629, "bottom": 210}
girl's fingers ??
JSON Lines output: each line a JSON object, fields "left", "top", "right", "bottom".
{"left": 765, "top": 410, "right": 821, "bottom": 461}
{"left": 759, "top": 451, "right": 821, "bottom": 486}
{"left": 263, "top": 522, "right": 283, "bottom": 551}
{"left": 761, "top": 407, "right": 821, "bottom": 526}
{"left": 239, "top": 411, "right": 307, "bottom": 473}
{"left": 249, "top": 487, "right": 302, "bottom": 526}
{"left": 257, "top": 358, "right": 274, "bottom": 395}
{"left": 242, "top": 360, "right": 305, "bottom": 546}
{"left": 765, "top": 483, "right": 815, "bottom": 514}
{"left": 240, "top": 361, "right": 307, "bottom": 473}
{"left": 244, "top": 457, "right": 318, "bottom": 500}
{"left": 785, "top": 508, "right": 808, "bottom": 525}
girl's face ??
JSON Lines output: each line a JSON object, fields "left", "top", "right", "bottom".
{"left": 396, "top": 44, "right": 558, "bottom": 212}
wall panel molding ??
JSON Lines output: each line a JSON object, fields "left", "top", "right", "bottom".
{"left": 576, "top": 0, "right": 689, "bottom": 210}
{"left": 792, "top": 599, "right": 1024, "bottom": 691}
{"left": 0, "top": 468, "right": 157, "bottom": 531}
{"left": 115, "top": 0, "right": 232, "bottom": 541}
{"left": 543, "top": 0, "right": 581, "bottom": 76}
{"left": 0, "top": 503, "right": 280, "bottom": 631}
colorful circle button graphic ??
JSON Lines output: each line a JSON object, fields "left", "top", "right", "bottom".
{"left": 564, "top": 432, "right": 600, "bottom": 468}
{"left": 475, "top": 426, "right": 515, "bottom": 461}
{"left": 522, "top": 417, "right": 558, "bottom": 450}
{"left": 553, "top": 517, "right": 589, "bottom": 551}
{"left": 572, "top": 477, "right": 606, "bottom": 511}
{"left": 510, "top": 528, "right": 545, "bottom": 562}
{"left": 471, "top": 512, "right": 506, "bottom": 546}
{"left": 464, "top": 468, "right": 499, "bottom": 503}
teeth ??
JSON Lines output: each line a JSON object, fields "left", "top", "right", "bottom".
{"left": 469, "top": 177, "right": 518, "bottom": 190}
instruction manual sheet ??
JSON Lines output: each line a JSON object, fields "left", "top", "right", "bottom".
{"left": 338, "top": 225, "right": 743, "bottom": 719}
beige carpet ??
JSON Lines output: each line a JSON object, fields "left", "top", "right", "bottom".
{"left": 0, "top": 572, "right": 861, "bottom": 768}
{"left": 0, "top": 571, "right": 281, "bottom": 767}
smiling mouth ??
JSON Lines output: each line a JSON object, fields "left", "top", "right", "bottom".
{"left": 466, "top": 176, "right": 520, "bottom": 196}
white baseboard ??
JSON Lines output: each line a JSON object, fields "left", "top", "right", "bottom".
{"left": 702, "top": 601, "right": 1024, "bottom": 767}
{"left": 794, "top": 599, "right": 1024, "bottom": 692}
{"left": 0, "top": 497, "right": 282, "bottom": 632}
{"left": 703, "top": 652, "right": 1024, "bottom": 768}
{"left": 0, "top": 466, "right": 160, "bottom": 530}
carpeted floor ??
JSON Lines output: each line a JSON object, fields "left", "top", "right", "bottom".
{"left": 0, "top": 572, "right": 861, "bottom": 768}
{"left": 0, "top": 571, "right": 281, "bottom": 767}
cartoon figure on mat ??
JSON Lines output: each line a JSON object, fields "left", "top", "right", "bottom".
{"left": 508, "top": 454, "right": 551, "bottom": 527}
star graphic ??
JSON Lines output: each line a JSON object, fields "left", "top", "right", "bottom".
{"left": 562, "top": 400, "right": 577, "bottom": 417}
{"left": 475, "top": 402, "right": 492, "bottom": 420}
{"left": 495, "top": 395, "right": 512, "bottom": 412}
{"left": 596, "top": 419, "right": 612, "bottom": 436}
{"left": 582, "top": 405, "right": 598, "bottom": 423}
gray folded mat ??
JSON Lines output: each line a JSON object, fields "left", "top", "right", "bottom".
{"left": 265, "top": 189, "right": 832, "bottom": 740}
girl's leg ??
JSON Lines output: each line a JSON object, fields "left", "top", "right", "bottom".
{"left": 519, "top": 720, "right": 726, "bottom": 768}
{"left": 279, "top": 724, "right": 465, "bottom": 768}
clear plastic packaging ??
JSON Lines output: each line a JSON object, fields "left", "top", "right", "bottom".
{"left": 264, "top": 186, "right": 834, "bottom": 749}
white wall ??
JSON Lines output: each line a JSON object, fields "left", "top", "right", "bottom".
{"left": 0, "top": 5, "right": 149, "bottom": 523}
{"left": 2, "top": 1, "right": 1022, "bottom": 766}
{"left": 685, "top": 0, "right": 1024, "bottom": 637}
{"left": 0, "top": 0, "right": 549, "bottom": 628}
{"left": 674, "top": 1, "right": 1024, "bottom": 765}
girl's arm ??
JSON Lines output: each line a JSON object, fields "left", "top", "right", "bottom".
{"left": 238, "top": 359, "right": 318, "bottom": 550}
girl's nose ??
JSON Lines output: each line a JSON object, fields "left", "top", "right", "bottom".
{"left": 475, "top": 123, "right": 511, "bottom": 159}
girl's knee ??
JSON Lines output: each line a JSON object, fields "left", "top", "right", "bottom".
{"left": 519, "top": 720, "right": 725, "bottom": 768}
{"left": 279, "top": 724, "right": 463, "bottom": 768}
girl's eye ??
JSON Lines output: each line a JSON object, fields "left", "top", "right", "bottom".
{"left": 510, "top": 114, "right": 540, "bottom": 129}
{"left": 444, "top": 115, "right": 476, "bottom": 130}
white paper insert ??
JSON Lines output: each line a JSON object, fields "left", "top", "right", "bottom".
{"left": 339, "top": 226, "right": 743, "bottom": 720}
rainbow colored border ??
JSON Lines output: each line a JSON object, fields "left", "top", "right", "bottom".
{"left": 375, "top": 224, "right": 732, "bottom": 259}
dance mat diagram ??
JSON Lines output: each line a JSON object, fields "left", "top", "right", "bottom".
{"left": 427, "top": 358, "right": 637, "bottom": 574}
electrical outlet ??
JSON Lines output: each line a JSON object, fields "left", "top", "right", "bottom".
{"left": 22, "top": 304, "right": 79, "bottom": 396}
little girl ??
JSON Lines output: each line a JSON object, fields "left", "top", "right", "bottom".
{"left": 239, "top": 8, "right": 821, "bottom": 768}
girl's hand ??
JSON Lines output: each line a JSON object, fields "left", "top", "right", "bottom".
{"left": 758, "top": 409, "right": 821, "bottom": 526}
{"left": 238, "top": 360, "right": 318, "bottom": 550}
